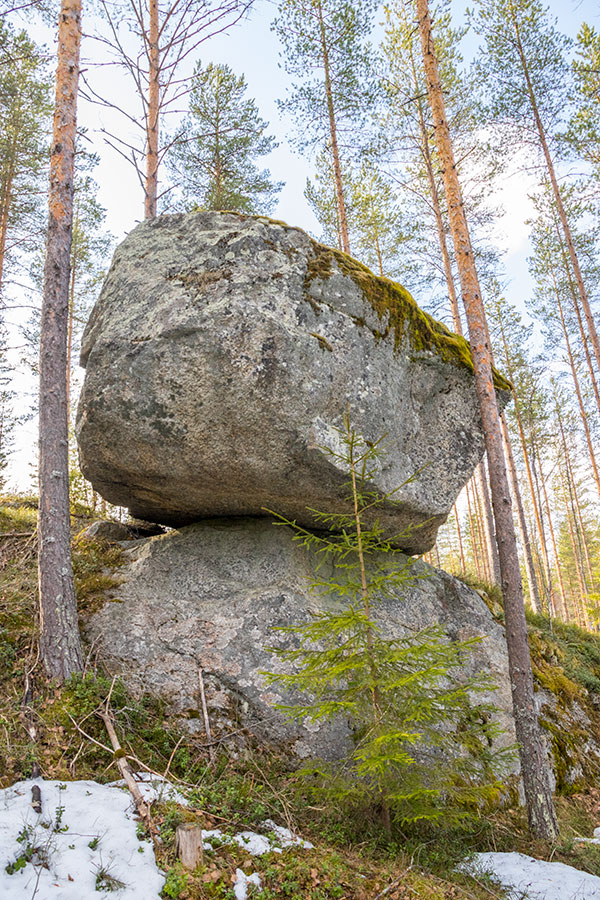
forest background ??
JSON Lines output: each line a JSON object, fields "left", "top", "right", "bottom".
{"left": 1, "top": 0, "right": 599, "bottom": 629}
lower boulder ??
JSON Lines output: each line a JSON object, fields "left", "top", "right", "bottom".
{"left": 84, "top": 517, "right": 515, "bottom": 760}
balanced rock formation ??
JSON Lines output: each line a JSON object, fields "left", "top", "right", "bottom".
{"left": 76, "top": 211, "right": 510, "bottom": 554}
{"left": 85, "top": 518, "right": 516, "bottom": 761}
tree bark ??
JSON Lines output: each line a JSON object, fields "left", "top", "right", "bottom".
{"left": 477, "top": 460, "right": 502, "bottom": 584}
{"left": 0, "top": 133, "right": 17, "bottom": 294}
{"left": 453, "top": 503, "right": 466, "bottom": 574}
{"left": 316, "top": 0, "right": 350, "bottom": 254}
{"left": 465, "top": 480, "right": 483, "bottom": 579}
{"left": 417, "top": 0, "right": 557, "bottom": 839}
{"left": 500, "top": 413, "right": 540, "bottom": 614}
{"left": 497, "top": 309, "right": 555, "bottom": 615}
{"left": 145, "top": 0, "right": 160, "bottom": 218}
{"left": 537, "top": 447, "right": 568, "bottom": 621}
{"left": 553, "top": 219, "right": 600, "bottom": 418}
{"left": 409, "top": 45, "right": 463, "bottom": 336}
{"left": 38, "top": 0, "right": 85, "bottom": 681}
{"left": 550, "top": 262, "right": 600, "bottom": 499}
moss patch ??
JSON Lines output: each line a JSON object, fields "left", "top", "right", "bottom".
{"left": 304, "top": 243, "right": 511, "bottom": 392}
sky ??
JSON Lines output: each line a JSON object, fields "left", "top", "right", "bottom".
{"left": 4, "top": 0, "right": 600, "bottom": 491}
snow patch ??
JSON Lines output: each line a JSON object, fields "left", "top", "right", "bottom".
{"left": 0, "top": 776, "right": 314, "bottom": 900}
{"left": 0, "top": 778, "right": 165, "bottom": 899}
{"left": 233, "top": 867, "right": 262, "bottom": 900}
{"left": 469, "top": 851, "right": 600, "bottom": 899}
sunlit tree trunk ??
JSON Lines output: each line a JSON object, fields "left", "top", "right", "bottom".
{"left": 317, "top": 0, "right": 350, "bottom": 253}
{"left": 500, "top": 413, "right": 540, "bottom": 613}
{"left": 144, "top": 0, "right": 160, "bottom": 218}
{"left": 477, "top": 461, "right": 501, "bottom": 584}
{"left": 465, "top": 480, "right": 483, "bottom": 578}
{"left": 509, "top": 10, "right": 600, "bottom": 374}
{"left": 553, "top": 221, "right": 600, "bottom": 417}
{"left": 38, "top": 0, "right": 85, "bottom": 681}
{"left": 537, "top": 451, "right": 568, "bottom": 621}
{"left": 497, "top": 309, "right": 555, "bottom": 614}
{"left": 417, "top": 0, "right": 557, "bottom": 839}
{"left": 453, "top": 503, "right": 466, "bottom": 574}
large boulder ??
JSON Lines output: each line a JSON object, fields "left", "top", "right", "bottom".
{"left": 84, "top": 518, "right": 516, "bottom": 761}
{"left": 76, "top": 212, "right": 510, "bottom": 554}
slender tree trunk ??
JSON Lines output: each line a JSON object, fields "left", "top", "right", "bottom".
{"left": 66, "top": 248, "right": 76, "bottom": 417}
{"left": 0, "top": 143, "right": 17, "bottom": 294}
{"left": 497, "top": 311, "right": 555, "bottom": 614}
{"left": 553, "top": 219, "right": 600, "bottom": 418}
{"left": 465, "top": 480, "right": 483, "bottom": 579}
{"left": 145, "top": 0, "right": 160, "bottom": 218}
{"left": 529, "top": 434, "right": 556, "bottom": 619}
{"left": 509, "top": 10, "right": 600, "bottom": 373}
{"left": 550, "top": 265, "right": 600, "bottom": 499}
{"left": 473, "top": 476, "right": 491, "bottom": 583}
{"left": 409, "top": 46, "right": 463, "bottom": 336}
{"left": 500, "top": 413, "right": 540, "bottom": 614}
{"left": 558, "top": 460, "right": 588, "bottom": 625}
{"left": 454, "top": 502, "right": 466, "bottom": 574}
{"left": 38, "top": 0, "right": 85, "bottom": 681}
{"left": 316, "top": 0, "right": 350, "bottom": 254}
{"left": 537, "top": 452, "right": 568, "bottom": 621}
{"left": 555, "top": 402, "right": 591, "bottom": 627}
{"left": 417, "top": 0, "right": 557, "bottom": 839}
{"left": 561, "top": 423, "right": 596, "bottom": 599}
{"left": 477, "top": 460, "right": 502, "bottom": 584}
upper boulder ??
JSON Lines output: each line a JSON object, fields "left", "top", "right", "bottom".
{"left": 76, "top": 211, "right": 509, "bottom": 554}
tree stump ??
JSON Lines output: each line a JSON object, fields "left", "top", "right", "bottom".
{"left": 175, "top": 823, "right": 204, "bottom": 870}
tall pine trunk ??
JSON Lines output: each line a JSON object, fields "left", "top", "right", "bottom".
{"left": 417, "top": 0, "right": 557, "bottom": 839}
{"left": 497, "top": 308, "right": 555, "bottom": 614}
{"left": 553, "top": 219, "right": 600, "bottom": 417}
{"left": 316, "top": 0, "right": 350, "bottom": 254}
{"left": 38, "top": 0, "right": 85, "bottom": 681}
{"left": 145, "top": 0, "right": 160, "bottom": 218}
{"left": 550, "top": 264, "right": 600, "bottom": 498}
{"left": 500, "top": 413, "right": 540, "bottom": 613}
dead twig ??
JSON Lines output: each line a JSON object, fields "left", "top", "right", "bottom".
{"left": 198, "top": 666, "right": 216, "bottom": 766}
{"left": 96, "top": 679, "right": 159, "bottom": 848}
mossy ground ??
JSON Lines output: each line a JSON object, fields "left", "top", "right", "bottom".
{"left": 2, "top": 498, "right": 600, "bottom": 899}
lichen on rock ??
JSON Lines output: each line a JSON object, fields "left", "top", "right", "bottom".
{"left": 76, "top": 210, "right": 511, "bottom": 554}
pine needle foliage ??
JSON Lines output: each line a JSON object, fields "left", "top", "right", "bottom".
{"left": 265, "top": 415, "right": 512, "bottom": 832}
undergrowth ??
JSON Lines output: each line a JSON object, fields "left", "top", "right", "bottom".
{"left": 3, "top": 497, "right": 600, "bottom": 898}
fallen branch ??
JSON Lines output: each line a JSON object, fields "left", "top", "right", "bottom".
{"left": 198, "top": 666, "right": 216, "bottom": 766}
{"left": 97, "top": 683, "right": 159, "bottom": 848}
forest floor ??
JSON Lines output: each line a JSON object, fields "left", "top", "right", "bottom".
{"left": 3, "top": 494, "right": 600, "bottom": 899}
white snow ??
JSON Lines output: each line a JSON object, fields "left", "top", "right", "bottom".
{"left": 469, "top": 851, "right": 600, "bottom": 899}
{"left": 233, "top": 867, "right": 262, "bottom": 900}
{"left": 0, "top": 776, "right": 314, "bottom": 900}
{"left": 0, "top": 778, "right": 165, "bottom": 899}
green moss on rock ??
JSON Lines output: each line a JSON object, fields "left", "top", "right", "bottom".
{"left": 304, "top": 242, "right": 511, "bottom": 392}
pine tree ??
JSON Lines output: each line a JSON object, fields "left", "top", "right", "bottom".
{"left": 417, "top": 0, "right": 558, "bottom": 839}
{"left": 168, "top": 61, "right": 281, "bottom": 214}
{"left": 0, "top": 322, "right": 16, "bottom": 488}
{"left": 0, "top": 19, "right": 51, "bottom": 297}
{"left": 471, "top": 0, "right": 600, "bottom": 377}
{"left": 273, "top": 0, "right": 376, "bottom": 253}
{"left": 565, "top": 24, "right": 600, "bottom": 183}
{"left": 38, "top": 0, "right": 85, "bottom": 681}
{"left": 266, "top": 416, "right": 510, "bottom": 833}
{"left": 92, "top": 0, "right": 250, "bottom": 218}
